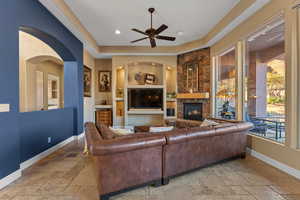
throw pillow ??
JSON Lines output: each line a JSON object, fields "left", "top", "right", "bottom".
{"left": 109, "top": 127, "right": 134, "bottom": 136}
{"left": 200, "top": 119, "right": 219, "bottom": 127}
{"left": 150, "top": 126, "right": 174, "bottom": 133}
{"left": 98, "top": 125, "right": 116, "bottom": 139}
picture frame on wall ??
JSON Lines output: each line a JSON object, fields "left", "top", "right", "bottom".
{"left": 185, "top": 62, "right": 199, "bottom": 93}
{"left": 98, "top": 71, "right": 111, "bottom": 92}
{"left": 83, "top": 66, "right": 92, "bottom": 97}
{"left": 144, "top": 73, "right": 156, "bottom": 85}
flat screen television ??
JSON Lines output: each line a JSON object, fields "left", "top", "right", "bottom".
{"left": 128, "top": 88, "right": 163, "bottom": 110}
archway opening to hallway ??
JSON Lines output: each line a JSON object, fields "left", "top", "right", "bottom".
{"left": 19, "top": 30, "right": 65, "bottom": 112}
{"left": 17, "top": 26, "right": 82, "bottom": 165}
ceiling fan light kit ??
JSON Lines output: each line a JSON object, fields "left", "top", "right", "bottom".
{"left": 131, "top": 7, "right": 176, "bottom": 48}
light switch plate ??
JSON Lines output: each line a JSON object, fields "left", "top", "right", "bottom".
{"left": 0, "top": 104, "right": 10, "bottom": 112}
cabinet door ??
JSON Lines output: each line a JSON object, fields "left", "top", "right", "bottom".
{"left": 96, "top": 109, "right": 112, "bottom": 126}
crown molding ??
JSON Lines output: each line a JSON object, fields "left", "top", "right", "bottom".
{"left": 39, "top": 0, "right": 271, "bottom": 58}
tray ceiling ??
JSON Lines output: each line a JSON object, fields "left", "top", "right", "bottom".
{"left": 64, "top": 0, "right": 240, "bottom": 46}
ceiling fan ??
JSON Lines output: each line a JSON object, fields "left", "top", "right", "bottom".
{"left": 131, "top": 8, "right": 176, "bottom": 48}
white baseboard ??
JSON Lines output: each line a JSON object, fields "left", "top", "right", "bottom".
{"left": 0, "top": 169, "right": 21, "bottom": 190}
{"left": 20, "top": 132, "right": 84, "bottom": 171}
{"left": 0, "top": 132, "right": 85, "bottom": 190}
{"left": 247, "top": 148, "right": 300, "bottom": 180}
{"left": 74, "top": 132, "right": 85, "bottom": 140}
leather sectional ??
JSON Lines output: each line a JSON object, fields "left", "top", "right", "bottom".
{"left": 85, "top": 119, "right": 253, "bottom": 200}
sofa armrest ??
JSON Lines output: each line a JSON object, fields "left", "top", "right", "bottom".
{"left": 236, "top": 122, "right": 254, "bottom": 131}
{"left": 89, "top": 135, "right": 166, "bottom": 156}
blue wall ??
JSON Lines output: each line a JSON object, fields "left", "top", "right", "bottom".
{"left": 19, "top": 109, "right": 74, "bottom": 163}
{"left": 0, "top": 0, "right": 83, "bottom": 179}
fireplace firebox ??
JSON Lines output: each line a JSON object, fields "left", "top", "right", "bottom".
{"left": 183, "top": 103, "right": 203, "bottom": 121}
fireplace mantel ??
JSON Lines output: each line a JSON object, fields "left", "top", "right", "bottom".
{"left": 177, "top": 92, "right": 209, "bottom": 99}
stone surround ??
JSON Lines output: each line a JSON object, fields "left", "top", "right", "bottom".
{"left": 177, "top": 48, "right": 211, "bottom": 119}
{"left": 177, "top": 98, "right": 210, "bottom": 119}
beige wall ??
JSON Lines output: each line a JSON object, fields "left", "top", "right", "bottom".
{"left": 211, "top": 0, "right": 300, "bottom": 171}
{"left": 26, "top": 61, "right": 64, "bottom": 112}
{"left": 94, "top": 59, "right": 112, "bottom": 105}
{"left": 19, "top": 31, "right": 63, "bottom": 112}
{"left": 83, "top": 50, "right": 96, "bottom": 123}
{"left": 112, "top": 56, "right": 177, "bottom": 68}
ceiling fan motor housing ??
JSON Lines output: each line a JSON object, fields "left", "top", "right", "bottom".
{"left": 148, "top": 8, "right": 155, "bottom": 13}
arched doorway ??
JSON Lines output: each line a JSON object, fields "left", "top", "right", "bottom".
{"left": 25, "top": 56, "right": 64, "bottom": 112}
{"left": 18, "top": 27, "right": 83, "bottom": 164}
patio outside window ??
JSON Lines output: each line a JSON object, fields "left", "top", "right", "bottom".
{"left": 244, "top": 16, "right": 286, "bottom": 143}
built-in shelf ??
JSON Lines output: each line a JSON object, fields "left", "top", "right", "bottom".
{"left": 127, "top": 85, "right": 164, "bottom": 89}
{"left": 165, "top": 116, "right": 177, "bottom": 119}
{"left": 127, "top": 109, "right": 164, "bottom": 115}
{"left": 112, "top": 63, "right": 177, "bottom": 126}
{"left": 166, "top": 98, "right": 177, "bottom": 102}
{"left": 95, "top": 105, "right": 112, "bottom": 109}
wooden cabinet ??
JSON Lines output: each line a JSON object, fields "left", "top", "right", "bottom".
{"left": 95, "top": 109, "right": 112, "bottom": 127}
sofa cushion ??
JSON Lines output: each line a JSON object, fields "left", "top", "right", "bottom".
{"left": 97, "top": 124, "right": 117, "bottom": 139}
{"left": 171, "top": 119, "right": 203, "bottom": 128}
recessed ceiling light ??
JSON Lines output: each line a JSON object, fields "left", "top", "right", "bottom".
{"left": 115, "top": 29, "right": 121, "bottom": 35}
{"left": 177, "top": 31, "right": 184, "bottom": 36}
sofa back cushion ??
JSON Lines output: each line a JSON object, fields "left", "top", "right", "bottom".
{"left": 97, "top": 124, "right": 117, "bottom": 139}
{"left": 166, "top": 119, "right": 203, "bottom": 128}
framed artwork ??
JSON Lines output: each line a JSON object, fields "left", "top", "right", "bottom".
{"left": 83, "top": 66, "right": 92, "bottom": 97}
{"left": 144, "top": 73, "right": 156, "bottom": 85}
{"left": 98, "top": 71, "right": 111, "bottom": 92}
{"left": 185, "top": 62, "right": 199, "bottom": 93}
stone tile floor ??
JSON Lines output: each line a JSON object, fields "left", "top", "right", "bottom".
{"left": 1, "top": 139, "right": 300, "bottom": 200}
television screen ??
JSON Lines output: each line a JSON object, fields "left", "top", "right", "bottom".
{"left": 128, "top": 88, "right": 163, "bottom": 109}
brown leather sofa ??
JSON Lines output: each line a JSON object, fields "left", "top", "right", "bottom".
{"left": 85, "top": 119, "right": 253, "bottom": 200}
{"left": 85, "top": 123, "right": 166, "bottom": 200}
{"left": 162, "top": 119, "right": 252, "bottom": 184}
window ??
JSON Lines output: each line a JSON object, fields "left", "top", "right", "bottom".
{"left": 215, "top": 48, "right": 236, "bottom": 119}
{"left": 244, "top": 16, "right": 285, "bottom": 143}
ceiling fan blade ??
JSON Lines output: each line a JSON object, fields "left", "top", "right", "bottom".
{"left": 132, "top": 28, "right": 148, "bottom": 36}
{"left": 131, "top": 37, "right": 149, "bottom": 43}
{"left": 150, "top": 38, "right": 156, "bottom": 48}
{"left": 156, "top": 35, "right": 176, "bottom": 41}
{"left": 155, "top": 24, "right": 168, "bottom": 35}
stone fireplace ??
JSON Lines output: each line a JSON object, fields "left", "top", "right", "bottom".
{"left": 177, "top": 48, "right": 211, "bottom": 120}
